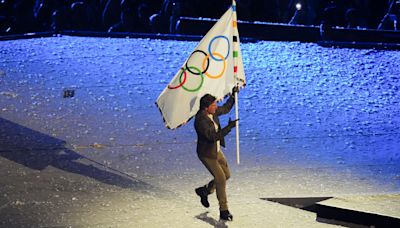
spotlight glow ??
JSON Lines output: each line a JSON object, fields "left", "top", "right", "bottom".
{"left": 296, "top": 3, "right": 302, "bottom": 11}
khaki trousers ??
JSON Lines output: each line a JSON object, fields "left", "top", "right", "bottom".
{"left": 199, "top": 150, "right": 231, "bottom": 211}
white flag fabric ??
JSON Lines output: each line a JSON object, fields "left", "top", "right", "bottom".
{"left": 156, "top": 2, "right": 246, "bottom": 129}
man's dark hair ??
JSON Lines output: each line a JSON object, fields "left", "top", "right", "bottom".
{"left": 200, "top": 94, "right": 216, "bottom": 110}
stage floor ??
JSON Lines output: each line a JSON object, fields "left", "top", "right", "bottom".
{"left": 0, "top": 36, "right": 399, "bottom": 227}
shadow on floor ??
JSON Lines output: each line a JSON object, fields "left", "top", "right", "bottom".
{"left": 195, "top": 212, "right": 228, "bottom": 228}
{"left": 0, "top": 117, "right": 154, "bottom": 191}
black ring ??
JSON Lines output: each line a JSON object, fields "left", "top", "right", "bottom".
{"left": 185, "top": 50, "right": 209, "bottom": 75}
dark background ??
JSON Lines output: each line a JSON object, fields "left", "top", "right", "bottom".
{"left": 0, "top": 0, "right": 399, "bottom": 35}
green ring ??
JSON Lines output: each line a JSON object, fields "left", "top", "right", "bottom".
{"left": 179, "top": 66, "right": 204, "bottom": 92}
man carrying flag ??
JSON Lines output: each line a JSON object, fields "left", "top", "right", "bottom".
{"left": 194, "top": 87, "right": 239, "bottom": 221}
{"left": 156, "top": 0, "right": 245, "bottom": 221}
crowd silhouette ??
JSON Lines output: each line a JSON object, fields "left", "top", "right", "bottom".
{"left": 0, "top": 0, "right": 397, "bottom": 35}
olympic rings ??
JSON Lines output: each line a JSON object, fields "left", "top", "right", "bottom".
{"left": 179, "top": 66, "right": 204, "bottom": 92}
{"left": 167, "top": 35, "right": 231, "bottom": 92}
{"left": 208, "top": 36, "right": 230, "bottom": 61}
{"left": 203, "top": 52, "right": 226, "bottom": 79}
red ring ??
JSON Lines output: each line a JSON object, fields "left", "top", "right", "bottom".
{"left": 168, "top": 68, "right": 187, "bottom": 89}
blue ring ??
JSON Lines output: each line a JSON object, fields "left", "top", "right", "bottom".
{"left": 208, "top": 35, "right": 230, "bottom": 62}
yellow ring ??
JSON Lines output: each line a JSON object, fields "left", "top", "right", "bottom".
{"left": 202, "top": 52, "right": 226, "bottom": 79}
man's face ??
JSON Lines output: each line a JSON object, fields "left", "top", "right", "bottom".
{"left": 206, "top": 101, "right": 217, "bottom": 114}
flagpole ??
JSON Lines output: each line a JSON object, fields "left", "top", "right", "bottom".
{"left": 232, "top": 0, "right": 240, "bottom": 165}
{"left": 234, "top": 89, "right": 240, "bottom": 165}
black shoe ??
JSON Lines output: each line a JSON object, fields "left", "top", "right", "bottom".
{"left": 195, "top": 186, "right": 210, "bottom": 208}
{"left": 220, "top": 210, "right": 233, "bottom": 221}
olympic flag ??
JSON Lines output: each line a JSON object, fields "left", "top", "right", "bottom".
{"left": 156, "top": 1, "right": 246, "bottom": 163}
